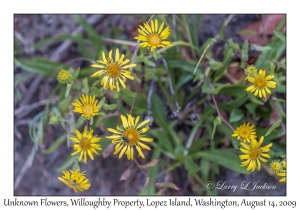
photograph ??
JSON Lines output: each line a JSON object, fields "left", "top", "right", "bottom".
{"left": 14, "top": 14, "right": 286, "bottom": 196}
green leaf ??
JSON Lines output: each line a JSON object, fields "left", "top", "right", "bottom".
{"left": 98, "top": 97, "right": 105, "bottom": 108}
{"left": 250, "top": 96, "right": 264, "bottom": 105}
{"left": 251, "top": 44, "right": 272, "bottom": 53}
{"left": 192, "top": 149, "right": 249, "bottom": 174}
{"left": 57, "top": 155, "right": 75, "bottom": 172}
{"left": 82, "top": 77, "right": 89, "bottom": 94}
{"left": 212, "top": 116, "right": 221, "bottom": 140}
{"left": 142, "top": 58, "right": 156, "bottom": 67}
{"left": 265, "top": 119, "right": 282, "bottom": 137}
{"left": 212, "top": 83, "right": 231, "bottom": 94}
{"left": 14, "top": 58, "right": 69, "bottom": 78}
{"left": 184, "top": 157, "right": 200, "bottom": 173}
{"left": 218, "top": 19, "right": 226, "bottom": 40}
{"left": 229, "top": 109, "right": 244, "bottom": 123}
{"left": 155, "top": 182, "right": 180, "bottom": 190}
{"left": 103, "top": 103, "right": 117, "bottom": 110}
{"left": 151, "top": 50, "right": 162, "bottom": 60}
{"left": 78, "top": 115, "right": 87, "bottom": 123}
{"left": 238, "top": 30, "right": 256, "bottom": 35}
{"left": 91, "top": 87, "right": 104, "bottom": 97}
{"left": 241, "top": 39, "right": 249, "bottom": 61}
{"left": 65, "top": 83, "right": 72, "bottom": 98}
{"left": 42, "top": 134, "right": 66, "bottom": 154}
{"left": 74, "top": 67, "right": 81, "bottom": 80}
{"left": 89, "top": 116, "right": 93, "bottom": 125}
{"left": 121, "top": 88, "right": 137, "bottom": 98}
{"left": 273, "top": 31, "right": 286, "bottom": 42}
{"left": 218, "top": 96, "right": 248, "bottom": 110}
{"left": 227, "top": 39, "right": 240, "bottom": 51}
{"left": 272, "top": 97, "right": 286, "bottom": 104}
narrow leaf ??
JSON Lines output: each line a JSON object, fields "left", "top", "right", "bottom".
{"left": 82, "top": 77, "right": 89, "bottom": 94}
{"left": 98, "top": 97, "right": 105, "bottom": 108}
{"left": 65, "top": 83, "right": 72, "bottom": 98}
{"left": 212, "top": 83, "right": 231, "bottom": 94}
{"left": 265, "top": 119, "right": 282, "bottom": 136}
{"left": 74, "top": 67, "right": 81, "bottom": 80}
{"left": 103, "top": 103, "right": 117, "bottom": 110}
{"left": 212, "top": 116, "right": 221, "bottom": 140}
{"left": 273, "top": 31, "right": 286, "bottom": 42}
{"left": 241, "top": 39, "right": 249, "bottom": 61}
{"left": 91, "top": 87, "right": 104, "bottom": 97}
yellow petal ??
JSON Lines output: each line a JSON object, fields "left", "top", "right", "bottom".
{"left": 138, "top": 142, "right": 151, "bottom": 150}
{"left": 136, "top": 145, "right": 145, "bottom": 158}
{"left": 136, "top": 119, "right": 150, "bottom": 129}
{"left": 119, "top": 145, "right": 127, "bottom": 159}
{"left": 91, "top": 64, "right": 106, "bottom": 68}
{"left": 115, "top": 48, "right": 120, "bottom": 62}
{"left": 122, "top": 73, "right": 134, "bottom": 80}
{"left": 155, "top": 19, "right": 158, "bottom": 33}
{"left": 102, "top": 52, "right": 107, "bottom": 63}
{"left": 121, "top": 115, "right": 129, "bottom": 129}
{"left": 87, "top": 150, "right": 94, "bottom": 160}
{"left": 140, "top": 137, "right": 153, "bottom": 142}
{"left": 158, "top": 22, "right": 164, "bottom": 34}
{"left": 122, "top": 64, "right": 137, "bottom": 69}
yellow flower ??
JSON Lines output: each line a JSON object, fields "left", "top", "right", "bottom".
{"left": 232, "top": 122, "right": 257, "bottom": 143}
{"left": 72, "top": 94, "right": 100, "bottom": 120}
{"left": 106, "top": 114, "right": 153, "bottom": 160}
{"left": 244, "top": 65, "right": 258, "bottom": 78}
{"left": 91, "top": 48, "right": 136, "bottom": 92}
{"left": 277, "top": 160, "right": 286, "bottom": 183}
{"left": 57, "top": 69, "right": 72, "bottom": 84}
{"left": 246, "top": 69, "right": 276, "bottom": 98}
{"left": 58, "top": 170, "right": 91, "bottom": 192}
{"left": 239, "top": 136, "right": 272, "bottom": 172}
{"left": 134, "top": 19, "right": 172, "bottom": 51}
{"left": 71, "top": 126, "right": 101, "bottom": 163}
{"left": 269, "top": 160, "right": 283, "bottom": 174}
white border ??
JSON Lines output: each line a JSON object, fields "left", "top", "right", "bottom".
{"left": 3, "top": 0, "right": 299, "bottom": 209}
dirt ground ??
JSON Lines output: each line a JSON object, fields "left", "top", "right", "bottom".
{"left": 14, "top": 14, "right": 286, "bottom": 196}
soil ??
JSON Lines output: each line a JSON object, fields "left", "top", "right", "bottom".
{"left": 14, "top": 14, "right": 286, "bottom": 196}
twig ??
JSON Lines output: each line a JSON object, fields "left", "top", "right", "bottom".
{"left": 15, "top": 146, "right": 36, "bottom": 189}
{"left": 14, "top": 96, "right": 59, "bottom": 116}
{"left": 133, "top": 158, "right": 165, "bottom": 195}
{"left": 272, "top": 94, "right": 286, "bottom": 134}
{"left": 129, "top": 96, "right": 137, "bottom": 115}
{"left": 203, "top": 66, "right": 234, "bottom": 131}
{"left": 161, "top": 57, "right": 181, "bottom": 116}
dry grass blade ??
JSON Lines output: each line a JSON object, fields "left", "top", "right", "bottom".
{"left": 139, "top": 158, "right": 159, "bottom": 169}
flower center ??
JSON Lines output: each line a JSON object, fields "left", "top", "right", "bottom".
{"left": 249, "top": 147, "right": 262, "bottom": 159}
{"left": 271, "top": 163, "right": 281, "bottom": 171}
{"left": 80, "top": 138, "right": 91, "bottom": 150}
{"left": 122, "top": 128, "right": 140, "bottom": 145}
{"left": 254, "top": 77, "right": 267, "bottom": 89}
{"left": 106, "top": 63, "right": 121, "bottom": 78}
{"left": 148, "top": 34, "right": 161, "bottom": 46}
{"left": 59, "top": 71, "right": 69, "bottom": 80}
{"left": 83, "top": 104, "right": 93, "bottom": 115}
{"left": 239, "top": 127, "right": 250, "bottom": 139}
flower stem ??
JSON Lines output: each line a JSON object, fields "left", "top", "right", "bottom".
{"left": 203, "top": 66, "right": 235, "bottom": 131}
